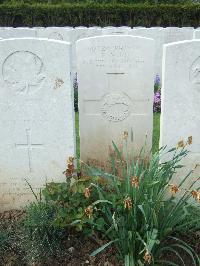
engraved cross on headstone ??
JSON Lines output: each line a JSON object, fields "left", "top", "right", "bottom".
{"left": 15, "top": 128, "right": 43, "bottom": 172}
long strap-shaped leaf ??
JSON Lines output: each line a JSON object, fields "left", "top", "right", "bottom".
{"left": 90, "top": 239, "right": 119, "bottom": 256}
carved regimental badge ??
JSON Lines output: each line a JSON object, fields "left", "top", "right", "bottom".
{"left": 100, "top": 93, "right": 130, "bottom": 122}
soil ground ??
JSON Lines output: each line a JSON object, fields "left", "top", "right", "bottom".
{"left": 0, "top": 210, "right": 199, "bottom": 266}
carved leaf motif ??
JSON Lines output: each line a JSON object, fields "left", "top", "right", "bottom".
{"left": 3, "top": 51, "right": 45, "bottom": 94}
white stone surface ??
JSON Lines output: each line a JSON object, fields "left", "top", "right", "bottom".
{"left": 0, "top": 38, "right": 75, "bottom": 211}
{"left": 36, "top": 27, "right": 77, "bottom": 79}
{"left": 162, "top": 27, "right": 193, "bottom": 44}
{"left": 37, "top": 27, "right": 102, "bottom": 81}
{"left": 102, "top": 26, "right": 130, "bottom": 35}
{"left": 160, "top": 40, "right": 200, "bottom": 189}
{"left": 0, "top": 28, "right": 36, "bottom": 38}
{"left": 129, "top": 27, "right": 194, "bottom": 79}
{"left": 132, "top": 27, "right": 146, "bottom": 29}
{"left": 194, "top": 29, "right": 200, "bottom": 39}
{"left": 129, "top": 27, "right": 163, "bottom": 78}
{"left": 76, "top": 27, "right": 102, "bottom": 39}
{"left": 77, "top": 35, "right": 154, "bottom": 165}
{"left": 36, "top": 27, "right": 73, "bottom": 42}
{"left": 72, "top": 27, "right": 102, "bottom": 74}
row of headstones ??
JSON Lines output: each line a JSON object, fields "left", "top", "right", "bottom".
{"left": 2, "top": 26, "right": 200, "bottom": 79}
{"left": 0, "top": 34, "right": 199, "bottom": 211}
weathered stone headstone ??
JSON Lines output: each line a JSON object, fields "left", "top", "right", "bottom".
{"left": 77, "top": 35, "right": 154, "bottom": 165}
{"left": 160, "top": 40, "right": 200, "bottom": 188}
{"left": 0, "top": 38, "right": 75, "bottom": 211}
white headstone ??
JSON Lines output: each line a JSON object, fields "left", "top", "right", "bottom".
{"left": 102, "top": 26, "right": 129, "bottom": 35}
{"left": 36, "top": 27, "right": 76, "bottom": 80}
{"left": 194, "top": 29, "right": 200, "bottom": 39}
{"left": 129, "top": 27, "right": 163, "bottom": 78}
{"left": 37, "top": 27, "right": 102, "bottom": 81}
{"left": 160, "top": 40, "right": 200, "bottom": 188}
{"left": 0, "top": 38, "right": 75, "bottom": 211}
{"left": 132, "top": 27, "right": 146, "bottom": 29}
{"left": 72, "top": 27, "right": 102, "bottom": 78}
{"left": 0, "top": 27, "right": 36, "bottom": 38}
{"left": 77, "top": 35, "right": 154, "bottom": 165}
{"left": 129, "top": 27, "right": 194, "bottom": 80}
{"left": 162, "top": 27, "right": 193, "bottom": 44}
{"left": 36, "top": 27, "right": 73, "bottom": 42}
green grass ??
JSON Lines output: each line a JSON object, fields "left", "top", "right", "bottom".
{"left": 75, "top": 112, "right": 80, "bottom": 159}
{"left": 75, "top": 112, "right": 161, "bottom": 158}
{"left": 153, "top": 113, "right": 161, "bottom": 154}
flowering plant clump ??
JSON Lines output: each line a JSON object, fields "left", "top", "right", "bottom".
{"left": 153, "top": 90, "right": 161, "bottom": 113}
{"left": 74, "top": 73, "right": 78, "bottom": 112}
{"left": 154, "top": 74, "right": 161, "bottom": 91}
{"left": 42, "top": 156, "right": 109, "bottom": 235}
{"left": 153, "top": 74, "right": 161, "bottom": 113}
{"left": 82, "top": 134, "right": 200, "bottom": 266}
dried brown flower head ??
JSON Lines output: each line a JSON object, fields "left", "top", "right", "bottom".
{"left": 67, "top": 164, "right": 75, "bottom": 175}
{"left": 85, "top": 205, "right": 93, "bottom": 218}
{"left": 188, "top": 136, "right": 193, "bottom": 145}
{"left": 196, "top": 192, "right": 200, "bottom": 203}
{"left": 124, "top": 196, "right": 133, "bottom": 210}
{"left": 191, "top": 190, "right": 198, "bottom": 199}
{"left": 84, "top": 187, "right": 91, "bottom": 198}
{"left": 67, "top": 156, "right": 74, "bottom": 165}
{"left": 177, "top": 140, "right": 185, "bottom": 148}
{"left": 122, "top": 131, "right": 128, "bottom": 140}
{"left": 63, "top": 157, "right": 75, "bottom": 177}
{"left": 131, "top": 176, "right": 139, "bottom": 188}
{"left": 169, "top": 184, "right": 179, "bottom": 196}
{"left": 143, "top": 251, "right": 152, "bottom": 264}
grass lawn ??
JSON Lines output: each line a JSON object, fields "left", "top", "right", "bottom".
{"left": 75, "top": 112, "right": 161, "bottom": 158}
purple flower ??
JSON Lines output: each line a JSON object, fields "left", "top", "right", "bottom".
{"left": 154, "top": 74, "right": 161, "bottom": 86}
{"left": 153, "top": 90, "right": 161, "bottom": 113}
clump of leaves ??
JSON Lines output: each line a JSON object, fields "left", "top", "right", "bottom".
{"left": 42, "top": 172, "right": 107, "bottom": 236}
{"left": 81, "top": 137, "right": 200, "bottom": 266}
